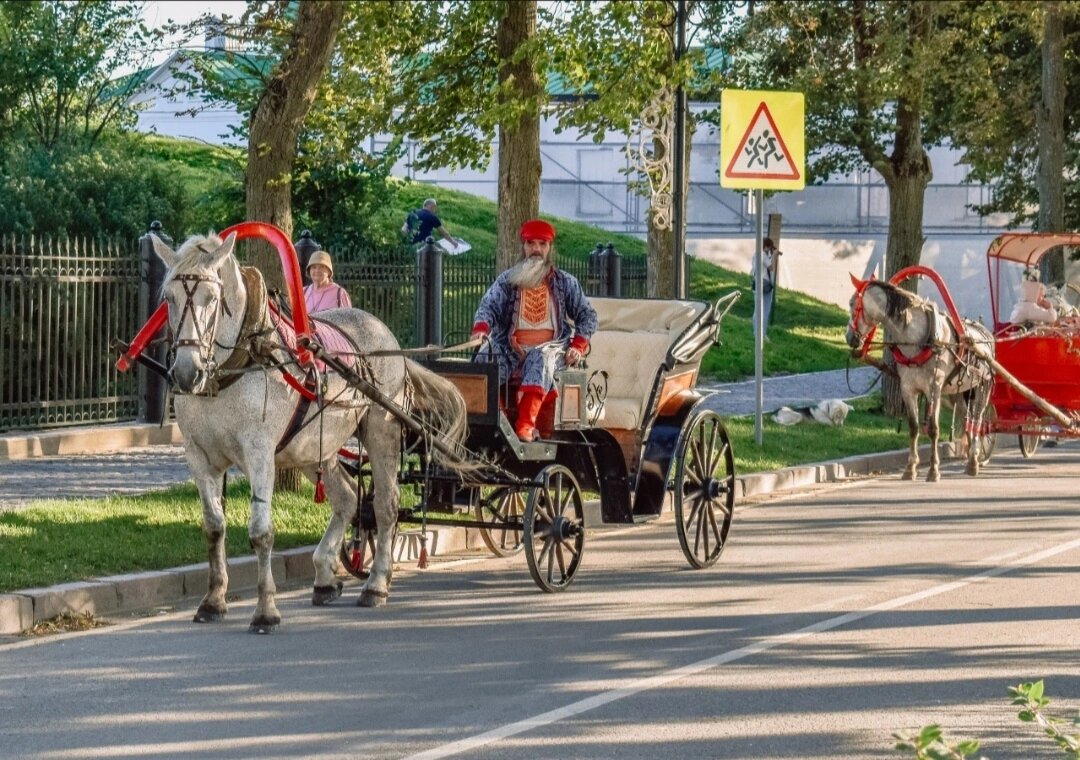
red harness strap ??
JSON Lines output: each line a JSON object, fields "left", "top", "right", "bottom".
{"left": 889, "top": 265, "right": 967, "bottom": 367}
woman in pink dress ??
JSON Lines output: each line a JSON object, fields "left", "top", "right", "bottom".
{"left": 303, "top": 250, "right": 352, "bottom": 312}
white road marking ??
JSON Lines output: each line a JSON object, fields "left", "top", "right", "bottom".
{"left": 403, "top": 534, "right": 1080, "bottom": 760}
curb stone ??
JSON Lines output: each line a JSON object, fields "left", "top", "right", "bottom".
{"left": 0, "top": 443, "right": 953, "bottom": 637}
{"left": 0, "top": 423, "right": 182, "bottom": 463}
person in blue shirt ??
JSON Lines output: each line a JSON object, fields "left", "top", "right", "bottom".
{"left": 405, "top": 198, "right": 459, "bottom": 251}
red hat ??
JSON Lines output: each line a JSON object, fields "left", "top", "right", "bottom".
{"left": 519, "top": 219, "right": 556, "bottom": 242}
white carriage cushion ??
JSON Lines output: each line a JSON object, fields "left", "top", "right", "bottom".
{"left": 584, "top": 298, "right": 708, "bottom": 430}
{"left": 589, "top": 298, "right": 705, "bottom": 337}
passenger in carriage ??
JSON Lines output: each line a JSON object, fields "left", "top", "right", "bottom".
{"left": 1009, "top": 266, "right": 1057, "bottom": 324}
{"left": 470, "top": 219, "right": 598, "bottom": 442}
{"left": 303, "top": 250, "right": 352, "bottom": 313}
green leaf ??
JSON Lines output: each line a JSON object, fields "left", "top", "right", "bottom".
{"left": 919, "top": 724, "right": 944, "bottom": 744}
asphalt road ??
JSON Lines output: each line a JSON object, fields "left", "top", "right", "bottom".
{"left": 1, "top": 441, "right": 1076, "bottom": 760}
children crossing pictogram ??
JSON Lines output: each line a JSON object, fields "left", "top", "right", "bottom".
{"left": 720, "top": 90, "right": 805, "bottom": 191}
{"left": 725, "top": 102, "right": 799, "bottom": 181}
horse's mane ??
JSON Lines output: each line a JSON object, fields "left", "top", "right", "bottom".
{"left": 869, "top": 280, "right": 921, "bottom": 321}
{"left": 161, "top": 233, "right": 230, "bottom": 289}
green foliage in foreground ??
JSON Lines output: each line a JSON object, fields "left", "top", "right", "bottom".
{"left": 893, "top": 680, "right": 1080, "bottom": 759}
{"left": 2, "top": 393, "right": 907, "bottom": 593}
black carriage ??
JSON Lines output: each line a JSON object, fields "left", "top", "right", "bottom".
{"left": 337, "top": 292, "right": 741, "bottom": 593}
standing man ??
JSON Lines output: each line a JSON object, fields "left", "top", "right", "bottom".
{"left": 471, "top": 219, "right": 598, "bottom": 442}
{"left": 406, "top": 198, "right": 458, "bottom": 251}
{"left": 753, "top": 237, "right": 782, "bottom": 338}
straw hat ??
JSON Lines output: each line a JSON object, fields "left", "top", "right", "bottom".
{"left": 307, "top": 250, "right": 334, "bottom": 277}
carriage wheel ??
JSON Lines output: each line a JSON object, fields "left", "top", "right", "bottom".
{"left": 337, "top": 472, "right": 397, "bottom": 580}
{"left": 674, "top": 409, "right": 735, "bottom": 569}
{"left": 474, "top": 486, "right": 526, "bottom": 557}
{"left": 1018, "top": 432, "right": 1041, "bottom": 458}
{"left": 524, "top": 464, "right": 585, "bottom": 593}
{"left": 338, "top": 510, "right": 377, "bottom": 580}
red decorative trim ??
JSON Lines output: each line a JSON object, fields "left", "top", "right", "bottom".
{"left": 569, "top": 335, "right": 589, "bottom": 353}
{"left": 892, "top": 345, "right": 934, "bottom": 367}
{"left": 889, "top": 265, "right": 966, "bottom": 358}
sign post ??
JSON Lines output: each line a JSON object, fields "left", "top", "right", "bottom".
{"left": 720, "top": 89, "right": 805, "bottom": 445}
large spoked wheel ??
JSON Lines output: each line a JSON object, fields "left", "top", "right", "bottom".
{"left": 524, "top": 464, "right": 585, "bottom": 593}
{"left": 674, "top": 409, "right": 735, "bottom": 569}
{"left": 475, "top": 486, "right": 526, "bottom": 557}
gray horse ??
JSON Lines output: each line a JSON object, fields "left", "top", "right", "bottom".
{"left": 847, "top": 275, "right": 995, "bottom": 482}
{"left": 151, "top": 232, "right": 470, "bottom": 632}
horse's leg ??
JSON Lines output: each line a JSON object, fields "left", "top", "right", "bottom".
{"left": 358, "top": 412, "right": 400, "bottom": 608}
{"left": 966, "top": 383, "right": 990, "bottom": 477}
{"left": 926, "top": 393, "right": 942, "bottom": 483}
{"left": 901, "top": 388, "right": 921, "bottom": 480}
{"left": 185, "top": 447, "right": 230, "bottom": 623}
{"left": 246, "top": 455, "right": 281, "bottom": 633}
{"left": 310, "top": 458, "right": 356, "bottom": 606}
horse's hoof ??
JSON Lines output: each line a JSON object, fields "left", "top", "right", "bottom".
{"left": 193, "top": 604, "right": 226, "bottom": 623}
{"left": 357, "top": 589, "right": 389, "bottom": 608}
{"left": 312, "top": 582, "right": 344, "bottom": 606}
{"left": 902, "top": 471, "right": 916, "bottom": 481}
{"left": 927, "top": 472, "right": 941, "bottom": 483}
{"left": 248, "top": 616, "right": 280, "bottom": 634}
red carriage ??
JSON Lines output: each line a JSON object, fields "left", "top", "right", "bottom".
{"left": 984, "top": 232, "right": 1080, "bottom": 457}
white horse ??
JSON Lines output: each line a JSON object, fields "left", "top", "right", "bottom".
{"left": 151, "top": 232, "right": 470, "bottom": 632}
{"left": 847, "top": 275, "right": 995, "bottom": 482}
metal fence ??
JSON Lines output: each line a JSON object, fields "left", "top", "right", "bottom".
{"left": 1, "top": 231, "right": 646, "bottom": 433}
{"left": 332, "top": 245, "right": 647, "bottom": 348}
{"left": 0, "top": 234, "right": 142, "bottom": 432}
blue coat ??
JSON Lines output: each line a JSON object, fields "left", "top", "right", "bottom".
{"left": 473, "top": 266, "right": 598, "bottom": 393}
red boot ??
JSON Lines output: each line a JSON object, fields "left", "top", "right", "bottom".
{"left": 536, "top": 390, "right": 558, "bottom": 438}
{"left": 515, "top": 389, "right": 545, "bottom": 442}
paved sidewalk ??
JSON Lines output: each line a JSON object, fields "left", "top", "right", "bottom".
{"left": 701, "top": 366, "right": 878, "bottom": 417}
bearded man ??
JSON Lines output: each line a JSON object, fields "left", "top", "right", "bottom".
{"left": 471, "top": 219, "right": 598, "bottom": 442}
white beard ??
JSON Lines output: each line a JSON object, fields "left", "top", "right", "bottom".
{"left": 507, "top": 255, "right": 550, "bottom": 289}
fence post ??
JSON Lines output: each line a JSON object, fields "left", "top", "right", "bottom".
{"left": 414, "top": 237, "right": 443, "bottom": 350}
{"left": 604, "top": 242, "right": 622, "bottom": 297}
{"left": 294, "top": 229, "right": 321, "bottom": 286}
{"left": 587, "top": 243, "right": 605, "bottom": 295}
{"left": 138, "top": 221, "right": 170, "bottom": 423}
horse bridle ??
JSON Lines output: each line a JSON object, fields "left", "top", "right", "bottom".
{"left": 166, "top": 272, "right": 232, "bottom": 383}
{"left": 848, "top": 279, "right": 878, "bottom": 359}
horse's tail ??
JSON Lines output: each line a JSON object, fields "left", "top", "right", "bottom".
{"left": 404, "top": 358, "right": 484, "bottom": 474}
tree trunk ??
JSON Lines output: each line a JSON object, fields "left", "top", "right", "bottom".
{"left": 879, "top": 168, "right": 931, "bottom": 417}
{"left": 878, "top": 90, "right": 932, "bottom": 417}
{"left": 495, "top": 0, "right": 541, "bottom": 273}
{"left": 244, "top": 1, "right": 344, "bottom": 492}
{"left": 1037, "top": 1, "right": 1065, "bottom": 280}
{"left": 246, "top": 1, "right": 344, "bottom": 289}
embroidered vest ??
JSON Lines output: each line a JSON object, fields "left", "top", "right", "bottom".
{"left": 510, "top": 284, "right": 556, "bottom": 354}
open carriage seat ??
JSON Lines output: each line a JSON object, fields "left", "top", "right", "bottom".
{"left": 586, "top": 297, "right": 710, "bottom": 431}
